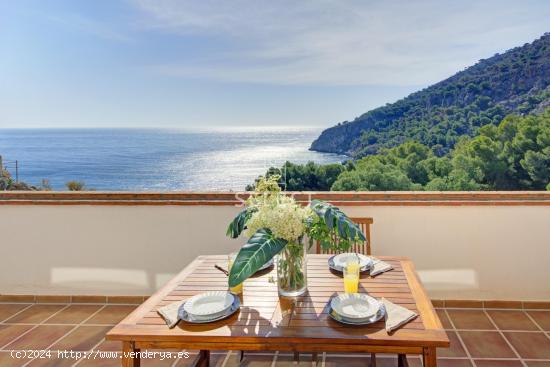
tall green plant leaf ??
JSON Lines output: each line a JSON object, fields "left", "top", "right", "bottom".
{"left": 310, "top": 200, "right": 366, "bottom": 242}
{"left": 226, "top": 208, "right": 255, "bottom": 238}
{"left": 228, "top": 228, "right": 287, "bottom": 287}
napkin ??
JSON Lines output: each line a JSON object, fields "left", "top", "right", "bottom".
{"left": 370, "top": 258, "right": 393, "bottom": 276}
{"left": 157, "top": 301, "right": 184, "bottom": 328}
{"left": 381, "top": 297, "right": 418, "bottom": 332}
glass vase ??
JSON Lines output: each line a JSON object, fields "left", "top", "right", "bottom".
{"left": 277, "top": 238, "right": 307, "bottom": 297}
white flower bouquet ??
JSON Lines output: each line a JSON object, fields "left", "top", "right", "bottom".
{"left": 227, "top": 176, "right": 365, "bottom": 296}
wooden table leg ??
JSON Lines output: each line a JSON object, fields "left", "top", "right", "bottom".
{"left": 370, "top": 353, "right": 376, "bottom": 367}
{"left": 122, "top": 341, "right": 140, "bottom": 367}
{"left": 422, "top": 347, "right": 436, "bottom": 367}
{"left": 195, "top": 350, "right": 210, "bottom": 367}
{"left": 398, "top": 353, "right": 409, "bottom": 367}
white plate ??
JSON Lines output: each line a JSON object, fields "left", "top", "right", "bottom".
{"left": 329, "top": 303, "right": 386, "bottom": 325}
{"left": 183, "top": 291, "right": 234, "bottom": 318}
{"left": 179, "top": 296, "right": 241, "bottom": 324}
{"left": 330, "top": 293, "right": 381, "bottom": 320}
{"left": 333, "top": 253, "right": 371, "bottom": 269}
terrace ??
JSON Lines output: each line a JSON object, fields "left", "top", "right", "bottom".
{"left": 0, "top": 191, "right": 549, "bottom": 366}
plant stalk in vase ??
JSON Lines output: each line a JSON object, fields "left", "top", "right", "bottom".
{"left": 277, "top": 239, "right": 307, "bottom": 296}
{"left": 226, "top": 176, "right": 365, "bottom": 296}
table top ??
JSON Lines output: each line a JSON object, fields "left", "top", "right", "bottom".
{"left": 107, "top": 255, "right": 449, "bottom": 351}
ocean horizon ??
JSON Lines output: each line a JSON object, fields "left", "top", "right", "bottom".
{"left": 0, "top": 127, "right": 346, "bottom": 191}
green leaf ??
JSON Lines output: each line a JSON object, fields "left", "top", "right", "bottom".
{"left": 226, "top": 208, "right": 255, "bottom": 238}
{"left": 228, "top": 228, "right": 287, "bottom": 287}
{"left": 310, "top": 200, "right": 366, "bottom": 242}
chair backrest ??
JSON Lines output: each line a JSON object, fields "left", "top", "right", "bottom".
{"left": 315, "top": 217, "right": 373, "bottom": 255}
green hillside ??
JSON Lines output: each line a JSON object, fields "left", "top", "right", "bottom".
{"left": 310, "top": 33, "right": 550, "bottom": 158}
{"left": 251, "top": 108, "right": 550, "bottom": 191}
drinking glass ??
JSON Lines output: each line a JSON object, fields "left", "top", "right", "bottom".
{"left": 227, "top": 252, "right": 243, "bottom": 294}
{"left": 343, "top": 258, "right": 360, "bottom": 294}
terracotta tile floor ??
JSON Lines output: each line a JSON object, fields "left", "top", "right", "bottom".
{"left": 0, "top": 301, "right": 549, "bottom": 366}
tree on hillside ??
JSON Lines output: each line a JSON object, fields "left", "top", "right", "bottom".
{"left": 331, "top": 156, "right": 419, "bottom": 191}
{"left": 246, "top": 161, "right": 348, "bottom": 191}
{"left": 450, "top": 110, "right": 550, "bottom": 190}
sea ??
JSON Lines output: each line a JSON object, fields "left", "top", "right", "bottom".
{"left": 0, "top": 127, "right": 346, "bottom": 191}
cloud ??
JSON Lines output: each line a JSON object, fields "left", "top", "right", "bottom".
{"left": 133, "top": 0, "right": 549, "bottom": 86}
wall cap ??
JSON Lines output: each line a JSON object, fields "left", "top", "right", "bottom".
{"left": 0, "top": 191, "right": 549, "bottom": 206}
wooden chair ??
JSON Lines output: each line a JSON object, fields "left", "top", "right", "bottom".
{"left": 315, "top": 217, "right": 373, "bottom": 255}
{"left": 313, "top": 217, "right": 406, "bottom": 367}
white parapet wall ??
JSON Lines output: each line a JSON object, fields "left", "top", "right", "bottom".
{"left": 0, "top": 192, "right": 549, "bottom": 301}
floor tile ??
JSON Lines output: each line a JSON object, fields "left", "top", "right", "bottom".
{"left": 182, "top": 353, "right": 225, "bottom": 366}
{"left": 437, "top": 309, "right": 453, "bottom": 329}
{"left": 174, "top": 352, "right": 201, "bottom": 367}
{"left": 235, "top": 353, "right": 275, "bottom": 367}
{"left": 84, "top": 305, "right": 135, "bottom": 325}
{"left": 0, "top": 305, "right": 31, "bottom": 322}
{"left": 45, "top": 305, "right": 103, "bottom": 324}
{"left": 26, "top": 354, "right": 78, "bottom": 367}
{"left": 139, "top": 351, "right": 180, "bottom": 367}
{"left": 527, "top": 311, "right": 550, "bottom": 330}
{"left": 0, "top": 351, "right": 26, "bottom": 367}
{"left": 377, "top": 356, "right": 422, "bottom": 367}
{"left": 458, "top": 331, "right": 515, "bottom": 358}
{"left": 324, "top": 355, "right": 370, "bottom": 367}
{"left": 77, "top": 356, "right": 120, "bottom": 367}
{"left": 227, "top": 352, "right": 275, "bottom": 367}
{"left": 2, "top": 300, "right": 547, "bottom": 367}
{"left": 503, "top": 331, "right": 550, "bottom": 359}
{"left": 405, "top": 356, "right": 423, "bottom": 367}
{"left": 276, "top": 353, "right": 321, "bottom": 366}
{"left": 525, "top": 362, "right": 550, "bottom": 367}
{"left": 487, "top": 310, "right": 538, "bottom": 330}
{"left": 95, "top": 339, "right": 121, "bottom": 351}
{"left": 436, "top": 359, "right": 473, "bottom": 367}
{"left": 0, "top": 324, "right": 35, "bottom": 348}
{"left": 50, "top": 326, "right": 111, "bottom": 351}
{"left": 4, "top": 325, "right": 74, "bottom": 350}
{"left": 447, "top": 310, "right": 495, "bottom": 330}
{"left": 438, "top": 331, "right": 467, "bottom": 357}
{"left": 3, "top": 305, "right": 66, "bottom": 324}
{"left": 324, "top": 354, "right": 422, "bottom": 367}
{"left": 474, "top": 360, "right": 523, "bottom": 367}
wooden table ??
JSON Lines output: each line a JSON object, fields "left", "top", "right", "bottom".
{"left": 107, "top": 255, "right": 449, "bottom": 366}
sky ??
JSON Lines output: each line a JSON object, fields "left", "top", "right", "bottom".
{"left": 0, "top": 0, "right": 549, "bottom": 129}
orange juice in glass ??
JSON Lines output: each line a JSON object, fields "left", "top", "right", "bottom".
{"left": 228, "top": 253, "right": 243, "bottom": 294}
{"left": 343, "top": 258, "right": 360, "bottom": 294}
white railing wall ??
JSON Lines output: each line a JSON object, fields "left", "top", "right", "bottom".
{"left": 0, "top": 192, "right": 549, "bottom": 301}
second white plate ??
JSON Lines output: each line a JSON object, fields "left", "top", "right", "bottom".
{"left": 328, "top": 253, "right": 373, "bottom": 272}
{"left": 330, "top": 293, "right": 381, "bottom": 320}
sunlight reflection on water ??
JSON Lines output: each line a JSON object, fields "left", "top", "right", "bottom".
{"left": 0, "top": 128, "right": 346, "bottom": 191}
